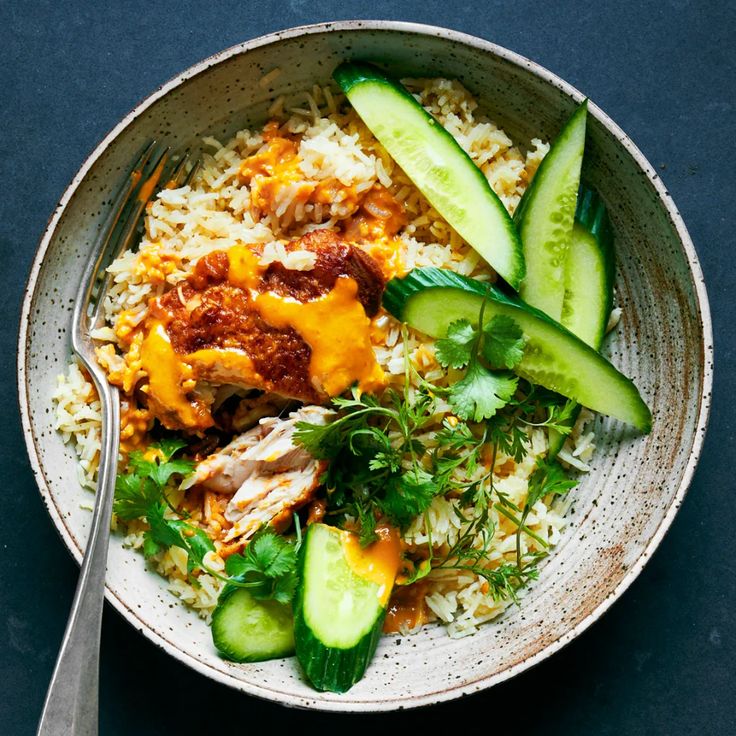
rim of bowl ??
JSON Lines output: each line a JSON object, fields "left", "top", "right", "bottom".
{"left": 17, "top": 19, "right": 713, "bottom": 712}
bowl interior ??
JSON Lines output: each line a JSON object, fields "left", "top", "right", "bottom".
{"left": 20, "top": 23, "right": 711, "bottom": 710}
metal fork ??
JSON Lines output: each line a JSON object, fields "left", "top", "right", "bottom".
{"left": 37, "top": 143, "right": 194, "bottom": 736}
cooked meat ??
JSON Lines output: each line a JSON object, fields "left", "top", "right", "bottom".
{"left": 186, "top": 406, "right": 331, "bottom": 544}
{"left": 151, "top": 280, "right": 318, "bottom": 403}
{"left": 140, "top": 231, "right": 386, "bottom": 431}
{"left": 342, "top": 185, "right": 408, "bottom": 242}
{"left": 260, "top": 230, "right": 385, "bottom": 316}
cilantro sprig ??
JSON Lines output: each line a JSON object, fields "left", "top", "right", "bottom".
{"left": 294, "top": 303, "right": 579, "bottom": 605}
{"left": 113, "top": 439, "right": 215, "bottom": 574}
{"left": 295, "top": 381, "right": 439, "bottom": 543}
{"left": 224, "top": 528, "right": 299, "bottom": 604}
{"left": 435, "top": 308, "right": 525, "bottom": 421}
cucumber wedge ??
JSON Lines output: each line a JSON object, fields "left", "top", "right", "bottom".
{"left": 383, "top": 268, "right": 650, "bottom": 431}
{"left": 548, "top": 185, "right": 616, "bottom": 456}
{"left": 294, "top": 523, "right": 400, "bottom": 692}
{"left": 211, "top": 587, "right": 295, "bottom": 663}
{"left": 334, "top": 61, "right": 524, "bottom": 289}
{"left": 516, "top": 101, "right": 588, "bottom": 320}
{"left": 561, "top": 185, "right": 615, "bottom": 348}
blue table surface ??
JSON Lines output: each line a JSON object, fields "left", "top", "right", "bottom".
{"left": 2, "top": 1, "right": 734, "bottom": 733}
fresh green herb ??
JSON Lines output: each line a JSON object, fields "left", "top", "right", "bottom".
{"left": 224, "top": 530, "right": 299, "bottom": 604}
{"left": 434, "top": 308, "right": 523, "bottom": 422}
{"left": 448, "top": 362, "right": 518, "bottom": 422}
{"left": 481, "top": 315, "right": 526, "bottom": 369}
{"left": 380, "top": 467, "right": 437, "bottom": 528}
{"left": 113, "top": 440, "right": 214, "bottom": 575}
{"left": 295, "top": 382, "right": 439, "bottom": 535}
{"left": 295, "top": 303, "right": 577, "bottom": 607}
{"left": 434, "top": 319, "right": 477, "bottom": 369}
{"left": 510, "top": 458, "right": 576, "bottom": 571}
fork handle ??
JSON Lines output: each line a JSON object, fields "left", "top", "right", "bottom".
{"left": 37, "top": 385, "right": 120, "bottom": 736}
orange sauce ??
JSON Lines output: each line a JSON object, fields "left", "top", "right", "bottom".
{"left": 343, "top": 526, "right": 402, "bottom": 607}
{"left": 254, "top": 276, "right": 386, "bottom": 396}
{"left": 239, "top": 131, "right": 309, "bottom": 216}
{"left": 186, "top": 347, "right": 263, "bottom": 386}
{"left": 343, "top": 186, "right": 407, "bottom": 241}
{"left": 343, "top": 186, "right": 408, "bottom": 280}
{"left": 227, "top": 245, "right": 265, "bottom": 290}
{"left": 139, "top": 321, "right": 212, "bottom": 430}
{"left": 383, "top": 580, "right": 429, "bottom": 633}
{"left": 119, "top": 402, "right": 152, "bottom": 453}
{"left": 239, "top": 123, "right": 364, "bottom": 222}
{"left": 134, "top": 248, "right": 181, "bottom": 286}
{"left": 313, "top": 178, "right": 361, "bottom": 211}
{"left": 494, "top": 457, "right": 516, "bottom": 478}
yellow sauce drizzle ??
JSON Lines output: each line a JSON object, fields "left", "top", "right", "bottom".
{"left": 139, "top": 322, "right": 207, "bottom": 429}
{"left": 342, "top": 526, "right": 402, "bottom": 607}
{"left": 227, "top": 245, "right": 265, "bottom": 290}
{"left": 254, "top": 276, "right": 386, "bottom": 396}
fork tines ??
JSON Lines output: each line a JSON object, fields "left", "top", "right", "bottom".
{"left": 73, "top": 142, "right": 195, "bottom": 347}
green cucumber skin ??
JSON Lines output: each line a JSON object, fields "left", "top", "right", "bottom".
{"left": 293, "top": 599, "right": 385, "bottom": 694}
{"left": 333, "top": 61, "right": 525, "bottom": 289}
{"left": 548, "top": 185, "right": 616, "bottom": 457}
{"left": 383, "top": 268, "right": 651, "bottom": 432}
{"left": 561, "top": 184, "right": 615, "bottom": 348}
{"left": 211, "top": 586, "right": 295, "bottom": 663}
{"left": 293, "top": 524, "right": 386, "bottom": 693}
{"left": 516, "top": 101, "right": 588, "bottom": 320}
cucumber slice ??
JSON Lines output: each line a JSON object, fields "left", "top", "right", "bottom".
{"left": 334, "top": 61, "right": 524, "bottom": 289}
{"left": 211, "top": 587, "right": 295, "bottom": 663}
{"left": 516, "top": 102, "right": 588, "bottom": 320}
{"left": 383, "top": 268, "right": 650, "bottom": 432}
{"left": 560, "top": 185, "right": 615, "bottom": 349}
{"left": 294, "top": 523, "right": 398, "bottom": 693}
{"left": 549, "top": 185, "right": 616, "bottom": 456}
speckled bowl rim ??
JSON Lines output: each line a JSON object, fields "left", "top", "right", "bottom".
{"left": 17, "top": 20, "right": 713, "bottom": 712}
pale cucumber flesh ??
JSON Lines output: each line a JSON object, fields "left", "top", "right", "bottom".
{"left": 211, "top": 588, "right": 294, "bottom": 662}
{"left": 300, "top": 524, "right": 383, "bottom": 649}
{"left": 549, "top": 185, "right": 616, "bottom": 456}
{"left": 561, "top": 222, "right": 611, "bottom": 349}
{"left": 517, "top": 102, "right": 588, "bottom": 319}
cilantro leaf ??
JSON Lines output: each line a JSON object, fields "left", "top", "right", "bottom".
{"left": 481, "top": 315, "right": 525, "bottom": 369}
{"left": 356, "top": 502, "right": 379, "bottom": 546}
{"left": 380, "top": 468, "right": 437, "bottom": 527}
{"left": 270, "top": 574, "right": 298, "bottom": 605}
{"left": 114, "top": 474, "right": 160, "bottom": 521}
{"left": 448, "top": 362, "right": 518, "bottom": 421}
{"left": 150, "top": 457, "right": 195, "bottom": 488}
{"left": 224, "top": 530, "right": 299, "bottom": 603}
{"left": 146, "top": 503, "right": 185, "bottom": 550}
{"left": 168, "top": 520, "right": 216, "bottom": 573}
{"left": 114, "top": 441, "right": 209, "bottom": 576}
{"left": 144, "top": 505, "right": 215, "bottom": 573}
{"left": 435, "top": 319, "right": 477, "bottom": 369}
{"left": 244, "top": 532, "right": 297, "bottom": 579}
{"left": 154, "top": 438, "right": 189, "bottom": 462}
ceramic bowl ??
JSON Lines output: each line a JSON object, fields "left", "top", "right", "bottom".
{"left": 18, "top": 21, "right": 712, "bottom": 711}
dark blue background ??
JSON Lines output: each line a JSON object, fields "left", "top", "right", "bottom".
{"left": 2, "top": 2, "right": 734, "bottom": 733}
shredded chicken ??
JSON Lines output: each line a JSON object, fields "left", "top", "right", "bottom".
{"left": 186, "top": 406, "right": 331, "bottom": 546}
